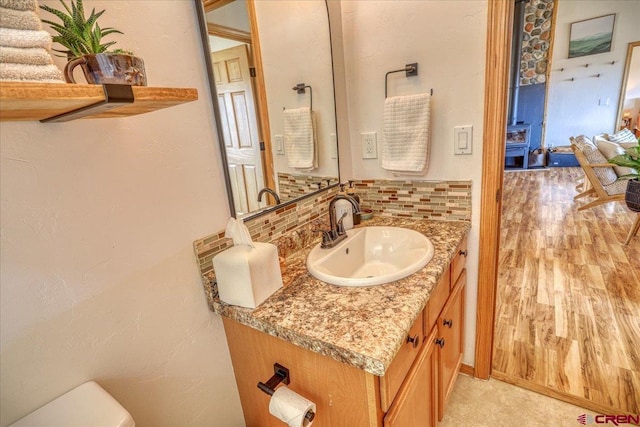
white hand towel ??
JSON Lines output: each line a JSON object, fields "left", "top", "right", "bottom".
{"left": 296, "top": 111, "right": 319, "bottom": 171}
{"left": 284, "top": 107, "right": 316, "bottom": 169}
{"left": 381, "top": 93, "right": 431, "bottom": 173}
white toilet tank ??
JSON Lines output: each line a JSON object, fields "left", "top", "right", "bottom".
{"left": 10, "top": 381, "right": 135, "bottom": 427}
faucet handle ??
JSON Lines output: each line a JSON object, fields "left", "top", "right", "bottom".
{"left": 321, "top": 231, "right": 334, "bottom": 248}
{"left": 335, "top": 211, "right": 348, "bottom": 235}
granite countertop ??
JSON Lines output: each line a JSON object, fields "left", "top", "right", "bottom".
{"left": 211, "top": 216, "right": 470, "bottom": 376}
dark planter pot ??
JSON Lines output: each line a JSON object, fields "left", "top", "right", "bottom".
{"left": 626, "top": 179, "right": 640, "bottom": 212}
{"left": 64, "top": 53, "right": 146, "bottom": 86}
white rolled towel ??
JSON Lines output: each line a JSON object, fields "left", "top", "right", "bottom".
{"left": 0, "top": 27, "right": 52, "bottom": 49}
{"left": 0, "top": 46, "right": 54, "bottom": 65}
{"left": 0, "top": 62, "right": 64, "bottom": 82}
{"left": 0, "top": 0, "right": 36, "bottom": 11}
{"left": 0, "top": 6, "right": 43, "bottom": 30}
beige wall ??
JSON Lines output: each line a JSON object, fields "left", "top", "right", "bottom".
{"left": 1, "top": 1, "right": 493, "bottom": 425}
{"left": 339, "top": 0, "right": 488, "bottom": 366}
{"left": 0, "top": 1, "right": 243, "bottom": 426}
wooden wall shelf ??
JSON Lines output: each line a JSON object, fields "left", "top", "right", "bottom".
{"left": 0, "top": 82, "right": 198, "bottom": 122}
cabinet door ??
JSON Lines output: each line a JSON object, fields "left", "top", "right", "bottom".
{"left": 384, "top": 328, "right": 437, "bottom": 427}
{"left": 380, "top": 312, "right": 424, "bottom": 411}
{"left": 450, "top": 235, "right": 467, "bottom": 289}
{"left": 436, "top": 269, "right": 466, "bottom": 420}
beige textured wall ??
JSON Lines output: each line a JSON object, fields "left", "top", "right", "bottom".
{"left": 0, "top": 1, "right": 244, "bottom": 426}
{"left": 340, "top": 0, "right": 488, "bottom": 366}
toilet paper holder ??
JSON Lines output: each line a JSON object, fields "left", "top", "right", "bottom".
{"left": 258, "top": 363, "right": 316, "bottom": 423}
{"left": 257, "top": 363, "right": 290, "bottom": 395}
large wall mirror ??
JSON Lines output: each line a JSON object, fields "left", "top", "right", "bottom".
{"left": 194, "top": 0, "right": 340, "bottom": 219}
{"left": 616, "top": 40, "right": 640, "bottom": 137}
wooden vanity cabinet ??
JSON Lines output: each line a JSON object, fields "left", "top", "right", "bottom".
{"left": 436, "top": 270, "right": 465, "bottom": 420}
{"left": 222, "top": 317, "right": 384, "bottom": 427}
{"left": 379, "top": 313, "right": 424, "bottom": 412}
{"left": 222, "top": 237, "right": 468, "bottom": 427}
{"left": 450, "top": 236, "right": 468, "bottom": 290}
{"left": 383, "top": 328, "right": 437, "bottom": 427}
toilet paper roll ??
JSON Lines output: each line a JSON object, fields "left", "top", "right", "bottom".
{"left": 268, "top": 386, "right": 316, "bottom": 427}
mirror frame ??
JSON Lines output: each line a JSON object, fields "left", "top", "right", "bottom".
{"left": 616, "top": 40, "right": 640, "bottom": 132}
{"left": 194, "top": 0, "right": 341, "bottom": 220}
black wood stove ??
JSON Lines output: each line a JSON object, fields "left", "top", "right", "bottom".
{"left": 505, "top": 124, "right": 531, "bottom": 169}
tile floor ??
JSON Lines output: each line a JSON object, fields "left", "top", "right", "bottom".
{"left": 440, "top": 374, "right": 637, "bottom": 427}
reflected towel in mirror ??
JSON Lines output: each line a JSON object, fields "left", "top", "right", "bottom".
{"left": 381, "top": 93, "right": 431, "bottom": 173}
{"left": 284, "top": 107, "right": 318, "bottom": 170}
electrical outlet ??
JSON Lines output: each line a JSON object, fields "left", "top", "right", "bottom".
{"left": 361, "top": 132, "right": 377, "bottom": 159}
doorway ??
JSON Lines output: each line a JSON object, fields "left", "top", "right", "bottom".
{"left": 477, "top": 0, "right": 640, "bottom": 415}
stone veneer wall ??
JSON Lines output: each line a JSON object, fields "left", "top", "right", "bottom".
{"left": 277, "top": 172, "right": 339, "bottom": 202}
{"left": 520, "top": 0, "right": 554, "bottom": 85}
{"left": 193, "top": 179, "right": 471, "bottom": 301}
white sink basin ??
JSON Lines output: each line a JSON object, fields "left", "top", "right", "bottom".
{"left": 306, "top": 226, "right": 434, "bottom": 287}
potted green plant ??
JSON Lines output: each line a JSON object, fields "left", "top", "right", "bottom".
{"left": 608, "top": 142, "right": 640, "bottom": 212}
{"left": 40, "top": 0, "right": 146, "bottom": 85}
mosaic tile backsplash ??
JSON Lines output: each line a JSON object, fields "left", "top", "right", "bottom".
{"left": 355, "top": 179, "right": 471, "bottom": 222}
{"left": 193, "top": 179, "right": 471, "bottom": 293}
{"left": 277, "top": 172, "right": 339, "bottom": 202}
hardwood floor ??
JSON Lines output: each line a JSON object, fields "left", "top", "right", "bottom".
{"left": 493, "top": 167, "right": 640, "bottom": 414}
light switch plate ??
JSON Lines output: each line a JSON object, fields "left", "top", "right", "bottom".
{"left": 274, "top": 135, "right": 284, "bottom": 155}
{"left": 454, "top": 125, "right": 472, "bottom": 155}
{"left": 330, "top": 133, "right": 338, "bottom": 159}
{"left": 362, "top": 132, "right": 377, "bottom": 159}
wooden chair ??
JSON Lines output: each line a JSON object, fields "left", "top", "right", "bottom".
{"left": 570, "top": 140, "right": 625, "bottom": 211}
{"left": 625, "top": 214, "right": 640, "bottom": 245}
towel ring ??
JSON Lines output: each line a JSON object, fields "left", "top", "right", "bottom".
{"left": 292, "top": 83, "right": 312, "bottom": 110}
{"left": 384, "top": 63, "right": 432, "bottom": 98}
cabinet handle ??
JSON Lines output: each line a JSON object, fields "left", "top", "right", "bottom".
{"left": 406, "top": 334, "right": 420, "bottom": 349}
{"left": 459, "top": 250, "right": 468, "bottom": 257}
{"left": 443, "top": 319, "right": 453, "bottom": 328}
{"left": 434, "top": 338, "right": 445, "bottom": 348}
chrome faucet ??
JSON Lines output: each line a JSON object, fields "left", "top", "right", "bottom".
{"left": 321, "top": 194, "right": 361, "bottom": 248}
{"left": 257, "top": 187, "right": 280, "bottom": 205}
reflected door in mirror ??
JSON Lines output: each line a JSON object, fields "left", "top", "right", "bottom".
{"left": 213, "top": 45, "right": 265, "bottom": 216}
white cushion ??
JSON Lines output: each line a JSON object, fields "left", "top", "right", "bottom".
{"left": 579, "top": 143, "right": 618, "bottom": 186}
{"left": 573, "top": 135, "right": 596, "bottom": 150}
{"left": 593, "top": 134, "right": 609, "bottom": 145}
{"left": 606, "top": 128, "right": 637, "bottom": 143}
{"left": 620, "top": 141, "right": 639, "bottom": 149}
{"left": 596, "top": 139, "right": 637, "bottom": 177}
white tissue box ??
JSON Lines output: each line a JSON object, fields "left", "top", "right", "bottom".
{"left": 213, "top": 242, "right": 283, "bottom": 309}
